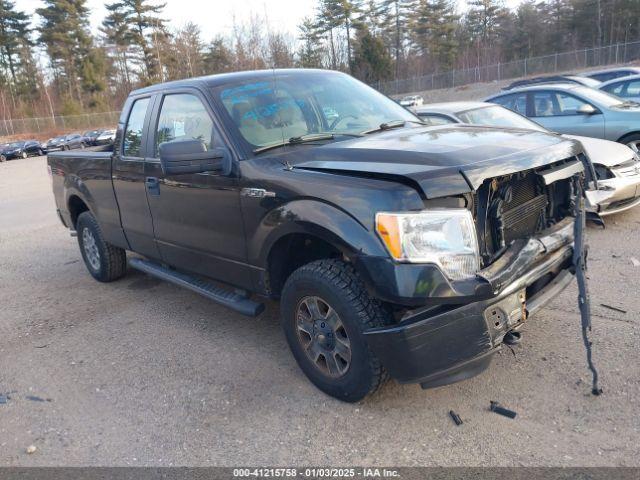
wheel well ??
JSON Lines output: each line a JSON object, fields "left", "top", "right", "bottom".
{"left": 617, "top": 131, "right": 640, "bottom": 143}
{"left": 267, "top": 233, "right": 343, "bottom": 297}
{"left": 68, "top": 195, "right": 89, "bottom": 229}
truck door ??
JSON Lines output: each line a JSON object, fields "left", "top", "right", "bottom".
{"left": 143, "top": 89, "right": 251, "bottom": 289}
{"left": 112, "top": 95, "right": 161, "bottom": 259}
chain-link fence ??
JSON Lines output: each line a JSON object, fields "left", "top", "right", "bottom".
{"left": 376, "top": 40, "right": 640, "bottom": 96}
{"left": 0, "top": 111, "right": 120, "bottom": 138}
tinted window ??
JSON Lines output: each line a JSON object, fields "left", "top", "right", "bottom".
{"left": 492, "top": 93, "right": 527, "bottom": 115}
{"left": 123, "top": 97, "right": 150, "bottom": 157}
{"left": 417, "top": 113, "right": 456, "bottom": 126}
{"left": 156, "top": 94, "right": 214, "bottom": 154}
{"left": 602, "top": 82, "right": 624, "bottom": 95}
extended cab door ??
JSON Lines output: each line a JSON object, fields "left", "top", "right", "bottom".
{"left": 112, "top": 95, "right": 161, "bottom": 259}
{"left": 143, "top": 89, "right": 251, "bottom": 289}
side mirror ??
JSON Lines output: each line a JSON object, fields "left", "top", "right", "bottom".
{"left": 159, "top": 139, "right": 232, "bottom": 176}
{"left": 577, "top": 104, "right": 597, "bottom": 115}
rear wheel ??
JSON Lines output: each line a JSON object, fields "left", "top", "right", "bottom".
{"left": 0, "top": 154, "right": 5, "bottom": 162}
{"left": 76, "top": 211, "right": 127, "bottom": 282}
{"left": 280, "top": 259, "right": 389, "bottom": 402}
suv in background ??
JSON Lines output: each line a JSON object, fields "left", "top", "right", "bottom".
{"left": 486, "top": 83, "right": 640, "bottom": 152}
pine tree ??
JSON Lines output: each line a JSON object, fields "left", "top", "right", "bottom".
{"left": 297, "top": 17, "right": 324, "bottom": 68}
{"left": 379, "top": 0, "right": 413, "bottom": 79}
{"left": 0, "top": 0, "right": 31, "bottom": 85}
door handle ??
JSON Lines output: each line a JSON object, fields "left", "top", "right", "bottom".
{"left": 145, "top": 176, "right": 160, "bottom": 196}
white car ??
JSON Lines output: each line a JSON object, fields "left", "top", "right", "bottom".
{"left": 399, "top": 95, "right": 424, "bottom": 107}
{"left": 415, "top": 101, "right": 640, "bottom": 216}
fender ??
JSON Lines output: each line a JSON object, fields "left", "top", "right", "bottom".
{"left": 249, "top": 199, "right": 388, "bottom": 269}
{"left": 64, "top": 173, "right": 97, "bottom": 222}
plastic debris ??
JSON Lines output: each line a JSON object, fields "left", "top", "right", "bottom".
{"left": 489, "top": 401, "right": 517, "bottom": 419}
{"left": 631, "top": 257, "right": 640, "bottom": 267}
{"left": 449, "top": 410, "right": 463, "bottom": 426}
{"left": 0, "top": 395, "right": 7, "bottom": 405}
{"left": 599, "top": 303, "right": 626, "bottom": 314}
{"left": 26, "top": 445, "right": 37, "bottom": 454}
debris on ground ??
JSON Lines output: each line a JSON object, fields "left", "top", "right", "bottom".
{"left": 25, "top": 395, "right": 51, "bottom": 402}
{"left": 489, "top": 401, "right": 517, "bottom": 419}
{"left": 0, "top": 394, "right": 8, "bottom": 405}
{"left": 449, "top": 410, "right": 463, "bottom": 426}
{"left": 631, "top": 257, "right": 640, "bottom": 267}
{"left": 599, "top": 303, "right": 627, "bottom": 314}
{"left": 26, "top": 445, "right": 37, "bottom": 454}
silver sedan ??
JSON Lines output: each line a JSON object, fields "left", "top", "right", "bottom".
{"left": 415, "top": 101, "right": 640, "bottom": 216}
{"left": 485, "top": 83, "right": 640, "bottom": 153}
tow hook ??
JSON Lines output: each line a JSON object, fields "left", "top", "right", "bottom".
{"left": 503, "top": 330, "right": 522, "bottom": 345}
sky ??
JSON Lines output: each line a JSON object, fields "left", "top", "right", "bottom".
{"left": 22, "top": 0, "right": 524, "bottom": 41}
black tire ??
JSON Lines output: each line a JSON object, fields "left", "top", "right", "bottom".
{"left": 21, "top": 151, "right": 27, "bottom": 159}
{"left": 620, "top": 132, "right": 640, "bottom": 154}
{"left": 0, "top": 154, "right": 5, "bottom": 162}
{"left": 38, "top": 149, "right": 44, "bottom": 156}
{"left": 76, "top": 211, "right": 127, "bottom": 282}
{"left": 281, "top": 259, "right": 390, "bottom": 402}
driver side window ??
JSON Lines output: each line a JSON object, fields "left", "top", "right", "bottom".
{"left": 156, "top": 94, "right": 215, "bottom": 155}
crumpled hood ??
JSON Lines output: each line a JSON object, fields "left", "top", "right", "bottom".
{"left": 290, "top": 125, "right": 582, "bottom": 198}
{"left": 565, "top": 134, "right": 636, "bottom": 167}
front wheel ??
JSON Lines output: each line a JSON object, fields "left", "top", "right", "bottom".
{"left": 76, "top": 211, "right": 127, "bottom": 282}
{"left": 0, "top": 154, "right": 5, "bottom": 162}
{"left": 21, "top": 151, "right": 27, "bottom": 159}
{"left": 622, "top": 133, "right": 640, "bottom": 154}
{"left": 280, "top": 259, "right": 389, "bottom": 402}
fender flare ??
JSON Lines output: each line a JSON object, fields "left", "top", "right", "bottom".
{"left": 249, "top": 199, "right": 388, "bottom": 268}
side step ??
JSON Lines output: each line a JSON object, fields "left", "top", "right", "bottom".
{"left": 129, "top": 258, "right": 265, "bottom": 317}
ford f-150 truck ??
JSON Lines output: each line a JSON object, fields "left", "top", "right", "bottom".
{"left": 48, "top": 69, "right": 590, "bottom": 402}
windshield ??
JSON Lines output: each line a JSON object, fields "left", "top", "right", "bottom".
{"left": 572, "top": 85, "right": 627, "bottom": 107}
{"left": 9, "top": 142, "right": 24, "bottom": 148}
{"left": 216, "top": 71, "right": 419, "bottom": 149}
{"left": 458, "top": 105, "right": 546, "bottom": 131}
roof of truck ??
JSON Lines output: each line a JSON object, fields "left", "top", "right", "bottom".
{"left": 131, "top": 69, "right": 343, "bottom": 95}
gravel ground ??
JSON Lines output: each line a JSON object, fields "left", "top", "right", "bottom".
{"left": 0, "top": 156, "right": 639, "bottom": 467}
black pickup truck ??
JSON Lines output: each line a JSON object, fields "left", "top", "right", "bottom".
{"left": 48, "top": 69, "right": 588, "bottom": 402}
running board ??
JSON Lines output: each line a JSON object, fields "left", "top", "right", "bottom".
{"left": 128, "top": 258, "right": 265, "bottom": 317}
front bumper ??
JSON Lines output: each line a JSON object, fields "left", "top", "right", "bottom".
{"left": 588, "top": 165, "right": 640, "bottom": 216}
{"left": 363, "top": 218, "right": 575, "bottom": 387}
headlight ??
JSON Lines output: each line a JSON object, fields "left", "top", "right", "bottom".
{"left": 375, "top": 209, "right": 480, "bottom": 280}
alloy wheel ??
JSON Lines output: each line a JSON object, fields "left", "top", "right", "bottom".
{"left": 82, "top": 227, "right": 101, "bottom": 271}
{"left": 627, "top": 140, "right": 640, "bottom": 154}
{"left": 295, "top": 296, "right": 352, "bottom": 378}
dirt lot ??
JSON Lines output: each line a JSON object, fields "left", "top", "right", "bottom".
{"left": 1, "top": 156, "right": 639, "bottom": 467}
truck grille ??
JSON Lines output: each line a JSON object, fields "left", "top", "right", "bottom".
{"left": 477, "top": 161, "right": 575, "bottom": 263}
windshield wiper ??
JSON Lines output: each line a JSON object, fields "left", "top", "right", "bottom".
{"left": 253, "top": 132, "right": 363, "bottom": 154}
{"left": 360, "top": 119, "right": 425, "bottom": 135}
{"left": 618, "top": 100, "right": 640, "bottom": 108}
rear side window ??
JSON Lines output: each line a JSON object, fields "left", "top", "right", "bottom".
{"left": 155, "top": 94, "right": 215, "bottom": 154}
{"left": 123, "top": 97, "right": 150, "bottom": 157}
{"left": 492, "top": 93, "right": 527, "bottom": 115}
{"left": 602, "top": 82, "right": 624, "bottom": 95}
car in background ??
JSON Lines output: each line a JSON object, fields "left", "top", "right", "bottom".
{"left": 95, "top": 129, "right": 116, "bottom": 146}
{"left": 0, "top": 140, "right": 46, "bottom": 161}
{"left": 485, "top": 83, "right": 640, "bottom": 152}
{"left": 599, "top": 74, "right": 640, "bottom": 103}
{"left": 45, "top": 133, "right": 86, "bottom": 152}
{"left": 504, "top": 75, "right": 601, "bottom": 90}
{"left": 399, "top": 95, "right": 424, "bottom": 107}
{"left": 582, "top": 67, "right": 640, "bottom": 82}
{"left": 415, "top": 101, "right": 640, "bottom": 216}
{"left": 82, "top": 129, "right": 104, "bottom": 146}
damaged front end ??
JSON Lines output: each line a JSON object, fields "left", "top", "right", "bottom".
{"left": 363, "top": 158, "right": 587, "bottom": 389}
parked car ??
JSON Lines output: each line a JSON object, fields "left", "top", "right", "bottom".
{"left": 95, "top": 129, "right": 116, "bottom": 145}
{"left": 82, "top": 129, "right": 104, "bottom": 146}
{"left": 582, "top": 67, "right": 640, "bottom": 82}
{"left": 0, "top": 140, "right": 46, "bottom": 161}
{"left": 46, "top": 133, "right": 86, "bottom": 151}
{"left": 504, "top": 75, "right": 601, "bottom": 90}
{"left": 399, "top": 95, "right": 424, "bottom": 107}
{"left": 49, "top": 69, "right": 588, "bottom": 402}
{"left": 415, "top": 102, "right": 640, "bottom": 216}
{"left": 599, "top": 74, "right": 640, "bottom": 103}
{"left": 485, "top": 83, "right": 640, "bottom": 152}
